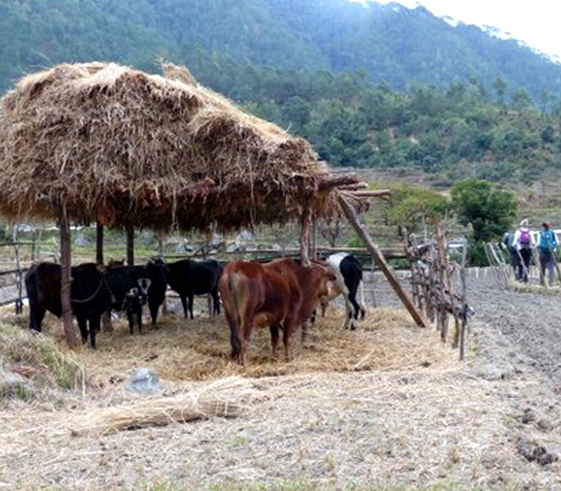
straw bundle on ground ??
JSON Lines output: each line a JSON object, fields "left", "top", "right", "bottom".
{"left": 71, "top": 377, "right": 268, "bottom": 436}
{"left": 0, "top": 62, "right": 357, "bottom": 231}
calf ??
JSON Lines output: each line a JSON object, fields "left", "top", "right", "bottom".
{"left": 219, "top": 258, "right": 334, "bottom": 365}
{"left": 166, "top": 258, "right": 223, "bottom": 320}
{"left": 320, "top": 253, "right": 366, "bottom": 330}
{"left": 105, "top": 263, "right": 153, "bottom": 335}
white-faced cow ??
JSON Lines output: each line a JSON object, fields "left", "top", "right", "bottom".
{"left": 320, "top": 252, "right": 366, "bottom": 330}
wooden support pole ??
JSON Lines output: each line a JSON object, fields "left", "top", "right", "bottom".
{"left": 300, "top": 208, "right": 312, "bottom": 265}
{"left": 59, "top": 206, "right": 79, "bottom": 348}
{"left": 97, "top": 223, "right": 113, "bottom": 333}
{"left": 126, "top": 226, "right": 134, "bottom": 266}
{"left": 96, "top": 223, "right": 104, "bottom": 265}
{"left": 12, "top": 225, "right": 23, "bottom": 315}
{"left": 351, "top": 189, "right": 392, "bottom": 198}
{"left": 157, "top": 231, "right": 168, "bottom": 316}
{"left": 338, "top": 195, "right": 428, "bottom": 328}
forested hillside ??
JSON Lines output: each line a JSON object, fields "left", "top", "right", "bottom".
{"left": 2, "top": 0, "right": 561, "bottom": 100}
{"left": 188, "top": 55, "right": 561, "bottom": 183}
{"left": 2, "top": 0, "right": 561, "bottom": 183}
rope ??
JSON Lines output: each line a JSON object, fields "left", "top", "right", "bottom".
{"left": 70, "top": 274, "right": 107, "bottom": 304}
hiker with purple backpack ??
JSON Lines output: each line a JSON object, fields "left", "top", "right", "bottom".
{"left": 512, "top": 219, "right": 534, "bottom": 283}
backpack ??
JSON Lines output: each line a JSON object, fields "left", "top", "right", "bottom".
{"left": 519, "top": 228, "right": 531, "bottom": 248}
{"left": 539, "top": 230, "right": 556, "bottom": 251}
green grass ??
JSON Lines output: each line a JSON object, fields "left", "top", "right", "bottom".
{"left": 0, "top": 319, "right": 80, "bottom": 395}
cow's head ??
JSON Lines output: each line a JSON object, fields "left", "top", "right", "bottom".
{"left": 310, "top": 264, "right": 337, "bottom": 300}
{"left": 135, "top": 277, "right": 152, "bottom": 305}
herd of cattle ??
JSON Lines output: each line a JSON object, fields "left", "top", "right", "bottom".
{"left": 24, "top": 253, "right": 365, "bottom": 364}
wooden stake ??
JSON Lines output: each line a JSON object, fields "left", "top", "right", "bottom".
{"left": 59, "top": 205, "right": 79, "bottom": 348}
{"left": 338, "top": 195, "right": 428, "bottom": 328}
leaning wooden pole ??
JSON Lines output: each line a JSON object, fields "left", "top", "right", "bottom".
{"left": 338, "top": 195, "right": 428, "bottom": 328}
{"left": 59, "top": 205, "right": 79, "bottom": 347}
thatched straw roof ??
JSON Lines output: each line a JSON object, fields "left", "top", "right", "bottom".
{"left": 0, "top": 62, "right": 358, "bottom": 231}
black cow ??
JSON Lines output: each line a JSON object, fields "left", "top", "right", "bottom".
{"left": 25, "top": 262, "right": 161, "bottom": 347}
{"left": 165, "top": 258, "right": 223, "bottom": 320}
{"left": 26, "top": 262, "right": 111, "bottom": 349}
{"left": 146, "top": 259, "right": 169, "bottom": 327}
{"left": 322, "top": 253, "right": 366, "bottom": 330}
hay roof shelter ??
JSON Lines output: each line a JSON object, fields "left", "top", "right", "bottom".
{"left": 0, "top": 62, "right": 426, "bottom": 346}
{"left": 0, "top": 62, "right": 356, "bottom": 231}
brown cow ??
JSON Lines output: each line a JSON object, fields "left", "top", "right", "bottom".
{"left": 219, "top": 258, "right": 335, "bottom": 365}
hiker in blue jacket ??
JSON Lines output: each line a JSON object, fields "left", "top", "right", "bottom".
{"left": 537, "top": 221, "right": 558, "bottom": 286}
{"left": 512, "top": 219, "right": 534, "bottom": 283}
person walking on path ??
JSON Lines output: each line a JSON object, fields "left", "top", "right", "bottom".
{"left": 502, "top": 230, "right": 521, "bottom": 280}
{"left": 512, "top": 219, "right": 534, "bottom": 283}
{"left": 537, "top": 222, "right": 558, "bottom": 286}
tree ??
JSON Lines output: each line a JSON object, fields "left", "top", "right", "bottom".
{"left": 388, "top": 184, "right": 449, "bottom": 238}
{"left": 451, "top": 178, "right": 517, "bottom": 265}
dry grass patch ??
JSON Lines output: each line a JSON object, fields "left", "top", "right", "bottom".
{"left": 506, "top": 279, "right": 561, "bottom": 296}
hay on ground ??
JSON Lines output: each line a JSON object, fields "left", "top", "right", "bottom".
{"left": 28, "top": 302, "right": 456, "bottom": 390}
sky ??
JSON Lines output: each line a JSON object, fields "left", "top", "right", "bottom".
{"left": 349, "top": 0, "right": 561, "bottom": 59}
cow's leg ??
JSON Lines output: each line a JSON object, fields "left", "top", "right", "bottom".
{"left": 301, "top": 320, "right": 309, "bottom": 344}
{"left": 29, "top": 304, "right": 46, "bottom": 332}
{"left": 76, "top": 315, "right": 89, "bottom": 345}
{"left": 180, "top": 294, "right": 188, "bottom": 319}
{"left": 348, "top": 292, "right": 361, "bottom": 331}
{"left": 238, "top": 308, "right": 255, "bottom": 366}
{"left": 270, "top": 325, "right": 280, "bottom": 359}
{"left": 340, "top": 293, "right": 355, "bottom": 329}
{"left": 320, "top": 298, "right": 328, "bottom": 318}
{"left": 127, "top": 307, "right": 135, "bottom": 335}
{"left": 359, "top": 281, "right": 366, "bottom": 319}
{"left": 149, "top": 299, "right": 159, "bottom": 327}
{"left": 211, "top": 288, "right": 220, "bottom": 316}
{"left": 188, "top": 292, "right": 194, "bottom": 320}
{"left": 282, "top": 326, "right": 293, "bottom": 362}
{"left": 89, "top": 316, "right": 100, "bottom": 350}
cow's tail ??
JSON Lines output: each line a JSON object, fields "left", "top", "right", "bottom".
{"left": 219, "top": 270, "right": 242, "bottom": 361}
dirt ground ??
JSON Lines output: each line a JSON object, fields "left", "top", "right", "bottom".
{"left": 1, "top": 273, "right": 561, "bottom": 490}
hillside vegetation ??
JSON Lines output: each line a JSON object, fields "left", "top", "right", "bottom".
{"left": 2, "top": 0, "right": 561, "bottom": 183}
